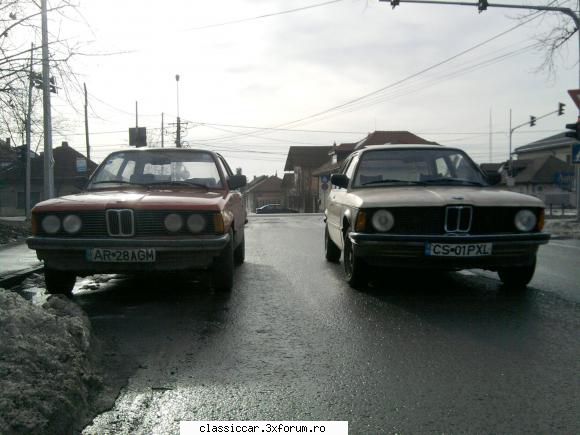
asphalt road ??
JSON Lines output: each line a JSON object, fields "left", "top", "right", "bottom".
{"left": 78, "top": 215, "right": 580, "bottom": 434}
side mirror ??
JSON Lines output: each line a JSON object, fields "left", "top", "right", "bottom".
{"left": 228, "top": 175, "right": 247, "bottom": 190}
{"left": 330, "top": 173, "right": 349, "bottom": 189}
{"left": 73, "top": 176, "right": 89, "bottom": 190}
{"left": 485, "top": 172, "right": 501, "bottom": 186}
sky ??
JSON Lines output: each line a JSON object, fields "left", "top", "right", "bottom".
{"left": 46, "top": 0, "right": 579, "bottom": 179}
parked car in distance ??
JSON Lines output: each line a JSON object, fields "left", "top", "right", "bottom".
{"left": 255, "top": 204, "right": 298, "bottom": 214}
{"left": 324, "top": 145, "right": 550, "bottom": 289}
{"left": 27, "top": 149, "right": 247, "bottom": 295}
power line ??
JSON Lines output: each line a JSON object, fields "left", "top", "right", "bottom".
{"left": 184, "top": 0, "right": 343, "bottom": 31}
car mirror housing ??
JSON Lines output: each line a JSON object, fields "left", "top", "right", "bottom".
{"left": 228, "top": 175, "right": 247, "bottom": 190}
{"left": 74, "top": 176, "right": 89, "bottom": 190}
{"left": 330, "top": 173, "right": 349, "bottom": 189}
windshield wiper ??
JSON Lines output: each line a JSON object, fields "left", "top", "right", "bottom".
{"left": 145, "top": 180, "right": 210, "bottom": 189}
{"left": 361, "top": 179, "right": 426, "bottom": 186}
{"left": 90, "top": 180, "right": 138, "bottom": 185}
{"left": 422, "top": 177, "right": 485, "bottom": 187}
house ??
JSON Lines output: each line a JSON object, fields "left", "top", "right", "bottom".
{"left": 0, "top": 142, "right": 98, "bottom": 216}
{"left": 513, "top": 132, "right": 574, "bottom": 164}
{"left": 281, "top": 173, "right": 299, "bottom": 211}
{"left": 284, "top": 146, "right": 332, "bottom": 212}
{"left": 242, "top": 175, "right": 283, "bottom": 213}
{"left": 0, "top": 138, "right": 17, "bottom": 169}
{"left": 496, "top": 156, "right": 576, "bottom": 207}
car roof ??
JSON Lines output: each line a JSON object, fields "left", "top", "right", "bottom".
{"left": 107, "top": 148, "right": 217, "bottom": 155}
{"left": 357, "top": 144, "right": 456, "bottom": 152}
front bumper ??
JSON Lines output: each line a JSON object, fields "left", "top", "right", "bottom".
{"left": 26, "top": 234, "right": 230, "bottom": 274}
{"left": 349, "top": 232, "right": 550, "bottom": 270}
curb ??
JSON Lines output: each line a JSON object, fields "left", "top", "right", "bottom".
{"left": 0, "top": 264, "right": 44, "bottom": 289}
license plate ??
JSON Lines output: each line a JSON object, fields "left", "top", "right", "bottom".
{"left": 88, "top": 248, "right": 156, "bottom": 262}
{"left": 425, "top": 242, "right": 492, "bottom": 257}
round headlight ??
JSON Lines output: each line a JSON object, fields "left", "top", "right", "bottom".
{"left": 371, "top": 209, "right": 395, "bottom": 232}
{"left": 41, "top": 215, "right": 61, "bottom": 234}
{"left": 514, "top": 209, "right": 537, "bottom": 232}
{"left": 62, "top": 214, "right": 82, "bottom": 234}
{"left": 186, "top": 214, "right": 206, "bottom": 233}
{"left": 164, "top": 213, "right": 183, "bottom": 232}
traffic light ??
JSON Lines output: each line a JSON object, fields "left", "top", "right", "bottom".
{"left": 530, "top": 116, "right": 536, "bottom": 127}
{"left": 558, "top": 102, "right": 565, "bottom": 116}
{"left": 565, "top": 120, "right": 580, "bottom": 140}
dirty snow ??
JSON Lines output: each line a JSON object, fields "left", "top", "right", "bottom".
{"left": 0, "top": 220, "right": 31, "bottom": 246}
{"left": 0, "top": 288, "right": 102, "bottom": 434}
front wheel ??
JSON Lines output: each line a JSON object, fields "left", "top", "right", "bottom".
{"left": 324, "top": 225, "right": 341, "bottom": 263}
{"left": 343, "top": 232, "right": 368, "bottom": 289}
{"left": 498, "top": 258, "right": 536, "bottom": 289}
{"left": 234, "top": 231, "right": 245, "bottom": 266}
{"left": 211, "top": 231, "right": 234, "bottom": 292}
{"left": 44, "top": 268, "right": 76, "bottom": 296}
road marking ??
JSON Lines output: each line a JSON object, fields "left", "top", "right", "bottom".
{"left": 548, "top": 242, "right": 580, "bottom": 251}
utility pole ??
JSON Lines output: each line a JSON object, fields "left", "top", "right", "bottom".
{"left": 176, "top": 74, "right": 181, "bottom": 148}
{"left": 25, "top": 44, "right": 34, "bottom": 220}
{"left": 41, "top": 0, "right": 54, "bottom": 199}
{"left": 84, "top": 83, "right": 90, "bottom": 163}
{"left": 161, "top": 112, "right": 164, "bottom": 148}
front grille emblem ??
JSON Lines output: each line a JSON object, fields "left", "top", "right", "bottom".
{"left": 106, "top": 209, "right": 134, "bottom": 236}
{"left": 445, "top": 206, "right": 472, "bottom": 233}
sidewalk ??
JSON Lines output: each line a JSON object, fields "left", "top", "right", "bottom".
{"left": 0, "top": 242, "right": 43, "bottom": 286}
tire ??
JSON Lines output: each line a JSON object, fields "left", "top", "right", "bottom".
{"left": 343, "top": 231, "right": 368, "bottom": 289}
{"left": 211, "top": 231, "right": 234, "bottom": 292}
{"left": 498, "top": 258, "right": 536, "bottom": 289}
{"left": 44, "top": 268, "right": 76, "bottom": 296}
{"left": 325, "top": 225, "right": 341, "bottom": 263}
{"left": 234, "top": 231, "right": 245, "bottom": 266}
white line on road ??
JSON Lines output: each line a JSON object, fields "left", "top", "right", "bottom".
{"left": 548, "top": 242, "right": 580, "bottom": 251}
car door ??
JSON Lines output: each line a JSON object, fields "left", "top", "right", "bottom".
{"left": 327, "top": 155, "right": 359, "bottom": 249}
{"left": 217, "top": 155, "right": 245, "bottom": 235}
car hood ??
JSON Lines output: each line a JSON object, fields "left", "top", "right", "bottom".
{"left": 32, "top": 189, "right": 227, "bottom": 212}
{"left": 348, "top": 186, "right": 545, "bottom": 208}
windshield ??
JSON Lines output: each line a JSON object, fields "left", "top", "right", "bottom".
{"left": 88, "top": 150, "right": 223, "bottom": 190}
{"left": 352, "top": 148, "right": 487, "bottom": 188}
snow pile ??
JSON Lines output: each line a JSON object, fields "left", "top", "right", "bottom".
{"left": 0, "top": 220, "right": 31, "bottom": 245}
{"left": 0, "top": 289, "right": 102, "bottom": 434}
{"left": 544, "top": 219, "right": 580, "bottom": 238}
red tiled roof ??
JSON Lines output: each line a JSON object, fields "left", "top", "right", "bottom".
{"left": 284, "top": 146, "right": 333, "bottom": 171}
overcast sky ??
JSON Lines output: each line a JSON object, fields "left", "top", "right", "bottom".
{"left": 49, "top": 0, "right": 578, "bottom": 178}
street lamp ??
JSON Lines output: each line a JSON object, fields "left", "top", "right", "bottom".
{"left": 175, "top": 74, "right": 181, "bottom": 148}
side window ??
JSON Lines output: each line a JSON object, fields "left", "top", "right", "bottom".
{"left": 345, "top": 156, "right": 359, "bottom": 180}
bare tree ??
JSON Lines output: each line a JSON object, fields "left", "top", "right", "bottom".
{"left": 0, "top": 0, "right": 82, "bottom": 148}
{"left": 515, "top": 0, "right": 579, "bottom": 78}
